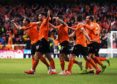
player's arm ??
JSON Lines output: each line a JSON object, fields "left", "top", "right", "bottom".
{"left": 11, "top": 21, "right": 22, "bottom": 30}
{"left": 11, "top": 20, "right": 30, "bottom": 30}
{"left": 49, "top": 23, "right": 57, "bottom": 29}
{"left": 42, "top": 10, "right": 51, "bottom": 24}
{"left": 69, "top": 31, "right": 75, "bottom": 38}
{"left": 52, "top": 17, "right": 76, "bottom": 31}
{"left": 95, "top": 24, "right": 100, "bottom": 35}
{"left": 68, "top": 23, "right": 82, "bottom": 31}
{"left": 49, "top": 19, "right": 75, "bottom": 31}
{"left": 47, "top": 10, "right": 51, "bottom": 18}
{"left": 81, "top": 27, "right": 91, "bottom": 42}
{"left": 68, "top": 26, "right": 77, "bottom": 31}
{"left": 35, "top": 21, "right": 42, "bottom": 31}
{"left": 84, "top": 24, "right": 94, "bottom": 30}
{"left": 95, "top": 28, "right": 100, "bottom": 35}
{"left": 35, "top": 21, "right": 41, "bottom": 25}
{"left": 53, "top": 17, "right": 68, "bottom": 26}
{"left": 31, "top": 21, "right": 41, "bottom": 29}
{"left": 46, "top": 10, "right": 51, "bottom": 22}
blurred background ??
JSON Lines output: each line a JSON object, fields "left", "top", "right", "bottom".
{"left": 0, "top": 0, "right": 117, "bottom": 58}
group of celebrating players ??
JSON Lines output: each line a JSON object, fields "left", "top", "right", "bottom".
{"left": 12, "top": 10, "right": 110, "bottom": 75}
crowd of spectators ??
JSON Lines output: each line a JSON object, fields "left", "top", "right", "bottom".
{"left": 0, "top": 0, "right": 117, "bottom": 49}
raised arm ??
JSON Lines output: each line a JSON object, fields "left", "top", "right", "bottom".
{"left": 69, "top": 31, "right": 75, "bottom": 38}
{"left": 53, "top": 17, "right": 68, "bottom": 26}
{"left": 47, "top": 10, "right": 51, "bottom": 18}
{"left": 46, "top": 10, "right": 51, "bottom": 22}
{"left": 11, "top": 20, "right": 22, "bottom": 29}
{"left": 43, "top": 10, "right": 51, "bottom": 24}
{"left": 11, "top": 20, "right": 31, "bottom": 30}
{"left": 35, "top": 21, "right": 41, "bottom": 25}
{"left": 68, "top": 26, "right": 77, "bottom": 31}
{"left": 49, "top": 23, "right": 57, "bottom": 29}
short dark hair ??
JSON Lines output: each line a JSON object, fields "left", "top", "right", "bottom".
{"left": 77, "top": 15, "right": 83, "bottom": 22}
{"left": 24, "top": 18, "right": 30, "bottom": 23}
{"left": 9, "top": 29, "right": 13, "bottom": 34}
{"left": 89, "top": 16, "right": 94, "bottom": 21}
{"left": 41, "top": 12, "right": 47, "bottom": 17}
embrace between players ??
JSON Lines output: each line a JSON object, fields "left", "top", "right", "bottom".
{"left": 11, "top": 10, "right": 110, "bottom": 75}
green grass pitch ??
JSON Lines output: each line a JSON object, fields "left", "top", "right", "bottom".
{"left": 0, "top": 58, "right": 117, "bottom": 84}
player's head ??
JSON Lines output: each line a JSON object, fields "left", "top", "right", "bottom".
{"left": 38, "top": 13, "right": 47, "bottom": 20}
{"left": 38, "top": 14, "right": 42, "bottom": 21}
{"left": 42, "top": 13, "right": 47, "bottom": 19}
{"left": 23, "top": 18, "right": 30, "bottom": 25}
{"left": 85, "top": 16, "right": 90, "bottom": 22}
{"left": 9, "top": 29, "right": 13, "bottom": 35}
{"left": 85, "top": 16, "right": 94, "bottom": 23}
{"left": 77, "top": 15, "right": 83, "bottom": 22}
{"left": 90, "top": 16, "right": 95, "bottom": 22}
{"left": 56, "top": 15, "right": 64, "bottom": 24}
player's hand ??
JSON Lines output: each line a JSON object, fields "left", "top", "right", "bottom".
{"left": 48, "top": 10, "right": 51, "bottom": 16}
{"left": 11, "top": 19, "right": 15, "bottom": 23}
{"left": 53, "top": 17, "right": 56, "bottom": 19}
{"left": 53, "top": 17, "right": 59, "bottom": 20}
{"left": 90, "top": 40, "right": 95, "bottom": 43}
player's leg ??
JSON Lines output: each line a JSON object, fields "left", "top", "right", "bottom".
{"left": 24, "top": 44, "right": 38, "bottom": 74}
{"left": 59, "top": 53, "right": 65, "bottom": 74}
{"left": 84, "top": 56, "right": 101, "bottom": 75}
{"left": 39, "top": 55, "right": 50, "bottom": 70}
{"left": 65, "top": 54, "right": 75, "bottom": 75}
{"left": 30, "top": 52, "right": 51, "bottom": 74}
{"left": 92, "top": 55, "right": 106, "bottom": 72}
{"left": 39, "top": 38, "right": 56, "bottom": 74}
{"left": 84, "top": 44, "right": 94, "bottom": 71}
{"left": 95, "top": 45, "right": 110, "bottom": 66}
{"left": 98, "top": 57, "right": 110, "bottom": 66}
{"left": 46, "top": 53, "right": 57, "bottom": 74}
{"left": 64, "top": 55, "right": 83, "bottom": 70}
{"left": 65, "top": 45, "right": 80, "bottom": 75}
{"left": 35, "top": 40, "right": 50, "bottom": 71}
{"left": 58, "top": 41, "right": 69, "bottom": 74}
{"left": 25, "top": 40, "right": 49, "bottom": 74}
{"left": 32, "top": 52, "right": 41, "bottom": 72}
{"left": 84, "top": 61, "right": 94, "bottom": 73}
{"left": 24, "top": 52, "right": 41, "bottom": 74}
{"left": 91, "top": 42, "right": 106, "bottom": 72}
{"left": 82, "top": 45, "right": 101, "bottom": 75}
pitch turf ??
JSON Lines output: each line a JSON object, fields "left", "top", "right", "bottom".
{"left": 0, "top": 58, "right": 117, "bottom": 84}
